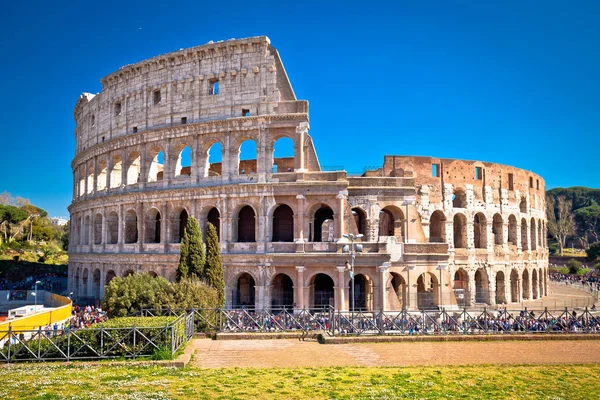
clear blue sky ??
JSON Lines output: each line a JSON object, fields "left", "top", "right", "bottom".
{"left": 2, "top": 1, "right": 599, "bottom": 217}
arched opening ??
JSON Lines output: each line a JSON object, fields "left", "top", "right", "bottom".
{"left": 522, "top": 269, "right": 530, "bottom": 300}
{"left": 126, "top": 151, "right": 141, "bottom": 185}
{"left": 352, "top": 274, "right": 373, "bottom": 311}
{"left": 532, "top": 269, "right": 539, "bottom": 299}
{"left": 83, "top": 216, "right": 91, "bottom": 245}
{"left": 237, "top": 206, "right": 256, "bottom": 242}
{"left": 148, "top": 271, "right": 158, "bottom": 278}
{"left": 530, "top": 218, "right": 537, "bottom": 251}
{"left": 93, "top": 214, "right": 103, "bottom": 245}
{"left": 86, "top": 162, "right": 94, "bottom": 194}
{"left": 107, "top": 212, "right": 118, "bottom": 244}
{"left": 123, "top": 269, "right": 135, "bottom": 277}
{"left": 272, "top": 137, "right": 295, "bottom": 173}
{"left": 538, "top": 223, "right": 543, "bottom": 249}
{"left": 453, "top": 214, "right": 467, "bottom": 248}
{"left": 82, "top": 268, "right": 89, "bottom": 297}
{"left": 175, "top": 209, "right": 188, "bottom": 243}
{"left": 96, "top": 160, "right": 107, "bottom": 191}
{"left": 310, "top": 273, "right": 334, "bottom": 309}
{"left": 205, "top": 142, "right": 222, "bottom": 177}
{"left": 417, "top": 272, "right": 438, "bottom": 309}
{"left": 474, "top": 268, "right": 490, "bottom": 304}
{"left": 272, "top": 204, "right": 294, "bottom": 242}
{"left": 388, "top": 273, "right": 407, "bottom": 310}
{"left": 495, "top": 271, "right": 506, "bottom": 304}
{"left": 147, "top": 149, "right": 164, "bottom": 182}
{"left": 78, "top": 168, "right": 85, "bottom": 197}
{"left": 453, "top": 268, "right": 470, "bottom": 307}
{"left": 233, "top": 273, "right": 255, "bottom": 308}
{"left": 271, "top": 273, "right": 294, "bottom": 308}
{"left": 473, "top": 213, "right": 487, "bottom": 249}
{"left": 175, "top": 145, "right": 192, "bottom": 177}
{"left": 519, "top": 197, "right": 527, "bottom": 213}
{"left": 379, "top": 206, "right": 404, "bottom": 240}
{"left": 510, "top": 269, "right": 520, "bottom": 302}
{"left": 521, "top": 218, "right": 528, "bottom": 250}
{"left": 124, "top": 210, "right": 138, "bottom": 244}
{"left": 452, "top": 189, "right": 467, "bottom": 208}
{"left": 145, "top": 209, "right": 161, "bottom": 243}
{"left": 508, "top": 215, "right": 517, "bottom": 245}
{"left": 238, "top": 140, "right": 257, "bottom": 175}
{"left": 109, "top": 155, "right": 122, "bottom": 188}
{"left": 93, "top": 269, "right": 101, "bottom": 299}
{"left": 313, "top": 205, "right": 334, "bottom": 242}
{"left": 351, "top": 208, "right": 367, "bottom": 236}
{"left": 106, "top": 270, "right": 116, "bottom": 286}
{"left": 429, "top": 210, "right": 446, "bottom": 243}
{"left": 207, "top": 208, "right": 220, "bottom": 240}
{"left": 492, "top": 214, "right": 503, "bottom": 245}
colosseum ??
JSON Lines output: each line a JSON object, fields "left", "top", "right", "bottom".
{"left": 68, "top": 36, "right": 549, "bottom": 311}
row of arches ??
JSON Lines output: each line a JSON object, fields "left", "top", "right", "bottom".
{"left": 76, "top": 137, "right": 295, "bottom": 197}
{"left": 430, "top": 211, "right": 546, "bottom": 250}
{"left": 452, "top": 190, "right": 534, "bottom": 214}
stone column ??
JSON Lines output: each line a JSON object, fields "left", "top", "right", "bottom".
{"left": 488, "top": 270, "right": 496, "bottom": 306}
{"left": 139, "top": 145, "right": 147, "bottom": 190}
{"left": 161, "top": 201, "right": 168, "bottom": 252}
{"left": 378, "top": 264, "right": 390, "bottom": 311}
{"left": 106, "top": 156, "right": 112, "bottom": 191}
{"left": 295, "top": 266, "right": 305, "bottom": 311}
{"left": 92, "top": 157, "right": 98, "bottom": 196}
{"left": 192, "top": 136, "right": 199, "bottom": 184}
{"left": 486, "top": 222, "right": 493, "bottom": 252}
{"left": 99, "top": 265, "right": 106, "bottom": 300}
{"left": 256, "top": 265, "right": 266, "bottom": 309}
{"left": 467, "top": 221, "right": 475, "bottom": 249}
{"left": 336, "top": 191, "right": 347, "bottom": 241}
{"left": 137, "top": 202, "right": 144, "bottom": 252}
{"left": 295, "top": 194, "right": 305, "bottom": 243}
{"left": 295, "top": 124, "right": 308, "bottom": 172}
{"left": 83, "top": 162, "right": 89, "bottom": 197}
{"left": 336, "top": 266, "right": 347, "bottom": 311}
{"left": 163, "top": 139, "right": 171, "bottom": 187}
{"left": 468, "top": 270, "right": 476, "bottom": 306}
{"left": 120, "top": 149, "right": 127, "bottom": 188}
{"left": 222, "top": 132, "right": 232, "bottom": 181}
{"left": 101, "top": 210, "right": 107, "bottom": 251}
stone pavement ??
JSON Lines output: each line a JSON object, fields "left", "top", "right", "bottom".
{"left": 520, "top": 282, "right": 595, "bottom": 310}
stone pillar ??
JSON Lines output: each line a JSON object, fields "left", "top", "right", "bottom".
{"left": 378, "top": 264, "right": 389, "bottom": 311}
{"left": 295, "top": 123, "right": 308, "bottom": 172}
{"left": 83, "top": 162, "right": 89, "bottom": 197}
{"left": 222, "top": 132, "right": 232, "bottom": 181}
{"left": 161, "top": 201, "right": 168, "bottom": 252}
{"left": 295, "top": 194, "right": 305, "bottom": 243}
{"left": 92, "top": 157, "right": 98, "bottom": 195}
{"left": 106, "top": 156, "right": 112, "bottom": 191}
{"left": 192, "top": 136, "right": 199, "bottom": 184}
{"left": 336, "top": 266, "right": 347, "bottom": 311}
{"left": 486, "top": 222, "right": 493, "bottom": 252}
{"left": 137, "top": 202, "right": 144, "bottom": 252}
{"left": 468, "top": 270, "right": 476, "bottom": 306}
{"left": 118, "top": 204, "right": 124, "bottom": 251}
{"left": 256, "top": 265, "right": 266, "bottom": 309}
{"left": 489, "top": 270, "right": 496, "bottom": 306}
{"left": 336, "top": 191, "right": 347, "bottom": 241}
{"left": 139, "top": 146, "right": 147, "bottom": 190}
{"left": 101, "top": 210, "right": 107, "bottom": 251}
{"left": 163, "top": 139, "right": 171, "bottom": 187}
{"left": 295, "top": 266, "right": 305, "bottom": 311}
{"left": 120, "top": 149, "right": 127, "bottom": 188}
{"left": 99, "top": 265, "right": 106, "bottom": 300}
{"left": 467, "top": 221, "right": 475, "bottom": 249}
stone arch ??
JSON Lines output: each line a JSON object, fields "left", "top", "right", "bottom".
{"left": 96, "top": 159, "right": 107, "bottom": 191}
{"left": 309, "top": 273, "right": 335, "bottom": 309}
{"left": 532, "top": 269, "right": 539, "bottom": 299}
{"left": 148, "top": 271, "right": 158, "bottom": 278}
{"left": 452, "top": 188, "right": 467, "bottom": 208}
{"left": 232, "top": 272, "right": 256, "bottom": 308}
{"left": 474, "top": 268, "right": 490, "bottom": 304}
{"left": 204, "top": 207, "right": 220, "bottom": 240}
{"left": 272, "top": 136, "right": 295, "bottom": 173}
{"left": 93, "top": 213, "right": 103, "bottom": 245}
{"left": 379, "top": 206, "right": 404, "bottom": 240}
{"left": 429, "top": 210, "right": 446, "bottom": 243}
{"left": 124, "top": 209, "right": 138, "bottom": 244}
{"left": 125, "top": 151, "right": 141, "bottom": 185}
{"left": 508, "top": 214, "right": 518, "bottom": 245}
{"left": 473, "top": 213, "right": 487, "bottom": 249}
{"left": 145, "top": 208, "right": 162, "bottom": 243}
{"left": 237, "top": 205, "right": 256, "bottom": 242}
{"left": 352, "top": 273, "right": 374, "bottom": 311}
{"left": 521, "top": 218, "right": 528, "bottom": 250}
{"left": 123, "top": 269, "right": 135, "bottom": 277}
{"left": 105, "top": 270, "right": 116, "bottom": 286}
{"left": 388, "top": 272, "right": 407, "bottom": 310}
{"left": 205, "top": 141, "right": 223, "bottom": 177}
{"left": 312, "top": 204, "right": 334, "bottom": 242}
{"left": 530, "top": 218, "right": 537, "bottom": 251}
{"left": 238, "top": 139, "right": 257, "bottom": 175}
{"left": 109, "top": 154, "right": 123, "bottom": 188}
{"left": 147, "top": 147, "right": 165, "bottom": 182}
{"left": 510, "top": 268, "right": 520, "bottom": 302}
{"left": 271, "top": 273, "right": 294, "bottom": 308}
{"left": 453, "top": 268, "right": 470, "bottom": 307}
{"left": 107, "top": 211, "right": 118, "bottom": 244}
{"left": 417, "top": 272, "right": 438, "bottom": 309}
{"left": 351, "top": 207, "right": 367, "bottom": 236}
{"left": 93, "top": 268, "right": 101, "bottom": 299}
{"left": 86, "top": 161, "right": 94, "bottom": 195}
{"left": 169, "top": 207, "right": 189, "bottom": 243}
{"left": 453, "top": 213, "right": 467, "bottom": 248}
{"left": 272, "top": 204, "right": 294, "bottom": 242}
{"left": 522, "top": 269, "right": 530, "bottom": 300}
{"left": 492, "top": 213, "right": 503, "bottom": 245}
{"left": 174, "top": 144, "right": 192, "bottom": 177}
{"left": 495, "top": 271, "right": 506, "bottom": 304}
{"left": 83, "top": 215, "right": 91, "bottom": 245}
{"left": 519, "top": 197, "right": 527, "bottom": 213}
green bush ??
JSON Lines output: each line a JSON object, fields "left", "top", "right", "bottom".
{"left": 567, "top": 259, "right": 583, "bottom": 274}
{"left": 595, "top": 263, "right": 600, "bottom": 270}
{"left": 587, "top": 242, "right": 600, "bottom": 261}
{"left": 558, "top": 267, "right": 570, "bottom": 274}
{"left": 549, "top": 242, "right": 559, "bottom": 256}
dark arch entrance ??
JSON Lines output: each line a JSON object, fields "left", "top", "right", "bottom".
{"left": 474, "top": 268, "right": 490, "bottom": 304}
{"left": 207, "top": 207, "right": 220, "bottom": 239}
{"left": 510, "top": 269, "right": 520, "bottom": 302}
{"left": 271, "top": 274, "right": 294, "bottom": 308}
{"left": 272, "top": 205, "right": 294, "bottom": 242}
{"left": 417, "top": 272, "right": 438, "bottom": 309}
{"left": 238, "top": 206, "right": 256, "bottom": 242}
{"left": 389, "top": 273, "right": 407, "bottom": 310}
{"left": 313, "top": 205, "right": 334, "bottom": 242}
{"left": 234, "top": 273, "right": 255, "bottom": 308}
{"left": 352, "top": 208, "right": 367, "bottom": 236}
{"left": 178, "top": 209, "right": 188, "bottom": 243}
{"left": 311, "top": 273, "right": 334, "bottom": 309}
{"left": 352, "top": 274, "right": 373, "bottom": 311}
{"left": 496, "top": 271, "right": 506, "bottom": 304}
{"left": 453, "top": 268, "right": 470, "bottom": 307}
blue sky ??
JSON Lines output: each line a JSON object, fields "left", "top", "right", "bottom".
{"left": 1, "top": 1, "right": 599, "bottom": 217}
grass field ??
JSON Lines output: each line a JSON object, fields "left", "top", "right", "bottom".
{"left": 0, "top": 364, "right": 598, "bottom": 399}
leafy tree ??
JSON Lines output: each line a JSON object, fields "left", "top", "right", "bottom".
{"left": 586, "top": 242, "right": 600, "bottom": 261}
{"left": 60, "top": 221, "right": 70, "bottom": 251}
{"left": 177, "top": 217, "right": 205, "bottom": 281}
{"left": 0, "top": 205, "right": 28, "bottom": 243}
{"left": 575, "top": 203, "right": 600, "bottom": 243}
{"left": 547, "top": 195, "right": 575, "bottom": 256}
{"left": 567, "top": 259, "right": 582, "bottom": 275}
{"left": 203, "top": 222, "right": 224, "bottom": 307}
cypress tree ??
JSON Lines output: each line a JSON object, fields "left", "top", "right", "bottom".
{"left": 177, "top": 217, "right": 205, "bottom": 280}
{"left": 203, "top": 222, "right": 225, "bottom": 307}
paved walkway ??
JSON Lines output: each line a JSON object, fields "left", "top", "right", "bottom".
{"left": 521, "top": 282, "right": 595, "bottom": 310}
{"left": 190, "top": 338, "right": 600, "bottom": 368}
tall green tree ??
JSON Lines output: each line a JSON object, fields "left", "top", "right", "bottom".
{"left": 176, "top": 217, "right": 205, "bottom": 281}
{"left": 0, "top": 205, "right": 28, "bottom": 243}
{"left": 547, "top": 195, "right": 576, "bottom": 256}
{"left": 575, "top": 202, "right": 600, "bottom": 244}
{"left": 203, "top": 222, "right": 224, "bottom": 306}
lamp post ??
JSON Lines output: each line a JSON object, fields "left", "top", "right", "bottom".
{"left": 34, "top": 280, "right": 42, "bottom": 309}
{"left": 343, "top": 233, "right": 363, "bottom": 329}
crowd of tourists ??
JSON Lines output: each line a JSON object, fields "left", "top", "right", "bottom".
{"left": 550, "top": 272, "right": 600, "bottom": 292}
{"left": 68, "top": 305, "right": 108, "bottom": 329}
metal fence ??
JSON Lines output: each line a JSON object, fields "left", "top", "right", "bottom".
{"left": 141, "top": 307, "right": 600, "bottom": 337}
{"left": 0, "top": 312, "right": 194, "bottom": 363}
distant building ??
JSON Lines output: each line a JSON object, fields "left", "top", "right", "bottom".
{"left": 50, "top": 217, "right": 69, "bottom": 226}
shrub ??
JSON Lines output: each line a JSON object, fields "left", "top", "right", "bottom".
{"left": 587, "top": 242, "right": 600, "bottom": 261}
{"left": 558, "top": 267, "right": 570, "bottom": 274}
{"left": 567, "top": 259, "right": 583, "bottom": 274}
{"left": 595, "top": 263, "right": 600, "bottom": 270}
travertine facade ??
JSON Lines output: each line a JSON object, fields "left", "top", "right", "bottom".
{"left": 68, "top": 36, "right": 548, "bottom": 310}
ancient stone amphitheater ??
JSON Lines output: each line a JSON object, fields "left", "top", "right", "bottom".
{"left": 68, "top": 36, "right": 548, "bottom": 310}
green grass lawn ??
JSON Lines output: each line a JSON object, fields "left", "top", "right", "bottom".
{"left": 0, "top": 364, "right": 598, "bottom": 399}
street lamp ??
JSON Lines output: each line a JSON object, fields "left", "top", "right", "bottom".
{"left": 343, "top": 233, "right": 363, "bottom": 328}
{"left": 34, "top": 280, "right": 42, "bottom": 309}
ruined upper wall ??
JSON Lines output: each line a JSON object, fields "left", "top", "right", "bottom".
{"left": 73, "top": 36, "right": 305, "bottom": 153}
